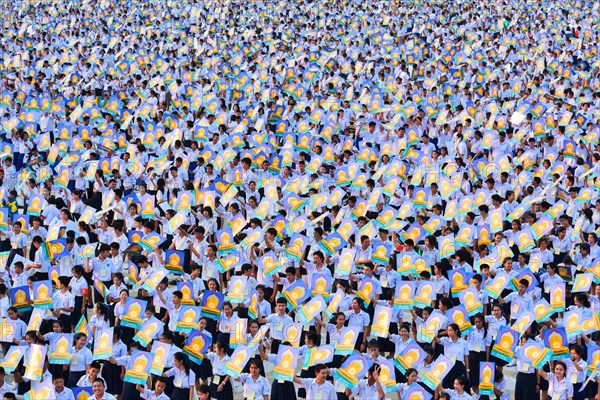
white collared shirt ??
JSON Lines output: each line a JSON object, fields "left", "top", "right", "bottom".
{"left": 238, "top": 373, "right": 271, "bottom": 400}
{"left": 298, "top": 378, "right": 337, "bottom": 400}
{"left": 264, "top": 313, "right": 293, "bottom": 340}
{"left": 351, "top": 379, "right": 382, "bottom": 400}
{"left": 165, "top": 367, "right": 196, "bottom": 389}
{"left": 439, "top": 337, "right": 469, "bottom": 363}
{"left": 546, "top": 372, "right": 574, "bottom": 400}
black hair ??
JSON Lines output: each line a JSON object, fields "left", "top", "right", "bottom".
{"left": 454, "top": 376, "right": 467, "bottom": 387}
{"left": 448, "top": 323, "right": 461, "bottom": 337}
{"left": 174, "top": 352, "right": 190, "bottom": 376}
{"left": 92, "top": 378, "right": 105, "bottom": 386}
{"left": 197, "top": 383, "right": 211, "bottom": 394}
{"left": 405, "top": 368, "right": 417, "bottom": 378}
{"left": 90, "top": 361, "right": 101, "bottom": 370}
{"left": 314, "top": 364, "right": 328, "bottom": 373}
{"left": 156, "top": 376, "right": 168, "bottom": 385}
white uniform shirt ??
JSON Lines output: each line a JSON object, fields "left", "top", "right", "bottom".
{"left": 298, "top": 378, "right": 337, "bottom": 400}
{"left": 238, "top": 373, "right": 271, "bottom": 400}
{"left": 439, "top": 337, "right": 469, "bottom": 363}
{"left": 546, "top": 372, "right": 574, "bottom": 400}
{"left": 165, "top": 367, "right": 196, "bottom": 389}
{"left": 264, "top": 313, "right": 294, "bottom": 340}
{"left": 70, "top": 346, "right": 93, "bottom": 372}
{"left": 206, "top": 352, "right": 230, "bottom": 377}
{"left": 351, "top": 379, "right": 382, "bottom": 400}
{"left": 344, "top": 310, "right": 370, "bottom": 333}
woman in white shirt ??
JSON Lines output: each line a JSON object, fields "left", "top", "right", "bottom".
{"left": 434, "top": 323, "right": 470, "bottom": 391}
{"left": 68, "top": 265, "right": 89, "bottom": 327}
{"left": 54, "top": 209, "right": 78, "bottom": 233}
{"left": 396, "top": 368, "right": 419, "bottom": 398}
{"left": 537, "top": 360, "right": 574, "bottom": 400}
{"left": 591, "top": 285, "right": 600, "bottom": 312}
{"left": 89, "top": 303, "right": 110, "bottom": 339}
{"left": 565, "top": 345, "right": 587, "bottom": 400}
{"left": 567, "top": 293, "right": 593, "bottom": 320}
{"left": 243, "top": 196, "right": 260, "bottom": 220}
{"left": 533, "top": 238, "right": 555, "bottom": 265}
{"left": 421, "top": 235, "right": 441, "bottom": 265}
{"left": 216, "top": 302, "right": 238, "bottom": 352}
{"left": 54, "top": 276, "right": 75, "bottom": 332}
{"left": 235, "top": 360, "right": 271, "bottom": 400}
{"left": 540, "top": 263, "right": 564, "bottom": 302}
{"left": 432, "top": 262, "right": 450, "bottom": 299}
{"left": 486, "top": 304, "right": 507, "bottom": 369}
{"left": 580, "top": 209, "right": 595, "bottom": 236}
{"left": 343, "top": 298, "right": 371, "bottom": 351}
{"left": 68, "top": 332, "right": 93, "bottom": 387}
{"left": 335, "top": 281, "right": 354, "bottom": 312}
{"left": 442, "top": 376, "right": 473, "bottom": 400}
{"left": 316, "top": 312, "right": 346, "bottom": 367}
{"left": 102, "top": 329, "right": 127, "bottom": 397}
{"left": 467, "top": 314, "right": 490, "bottom": 394}
{"left": 205, "top": 341, "right": 233, "bottom": 400}
{"left": 385, "top": 318, "right": 411, "bottom": 357}
{"left": 163, "top": 352, "right": 196, "bottom": 400}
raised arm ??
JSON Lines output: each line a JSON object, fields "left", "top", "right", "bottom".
{"left": 373, "top": 366, "right": 385, "bottom": 399}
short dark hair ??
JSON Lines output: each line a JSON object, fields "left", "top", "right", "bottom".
{"left": 314, "top": 364, "right": 328, "bottom": 373}
{"left": 197, "top": 383, "right": 211, "bottom": 394}
{"left": 519, "top": 278, "right": 530, "bottom": 288}
{"left": 90, "top": 361, "right": 101, "bottom": 370}
{"left": 92, "top": 378, "right": 105, "bottom": 386}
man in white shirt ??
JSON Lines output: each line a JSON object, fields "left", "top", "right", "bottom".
{"left": 76, "top": 361, "right": 106, "bottom": 388}
{"left": 498, "top": 278, "right": 534, "bottom": 323}
{"left": 349, "top": 365, "right": 386, "bottom": 400}
{"left": 293, "top": 364, "right": 337, "bottom": 400}
{"left": 258, "top": 297, "right": 293, "bottom": 354}
{"left": 87, "top": 378, "right": 117, "bottom": 400}
{"left": 40, "top": 197, "right": 61, "bottom": 226}
{"left": 491, "top": 132, "right": 512, "bottom": 159}
{"left": 86, "top": 244, "right": 114, "bottom": 302}
{"left": 111, "top": 189, "right": 127, "bottom": 221}
{"left": 152, "top": 278, "right": 173, "bottom": 321}
{"left": 39, "top": 112, "right": 56, "bottom": 133}
{"left": 167, "top": 167, "right": 184, "bottom": 190}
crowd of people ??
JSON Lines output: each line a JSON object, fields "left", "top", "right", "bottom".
{"left": 0, "top": 0, "right": 600, "bottom": 399}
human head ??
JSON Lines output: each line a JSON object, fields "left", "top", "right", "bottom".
{"left": 92, "top": 378, "right": 106, "bottom": 397}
